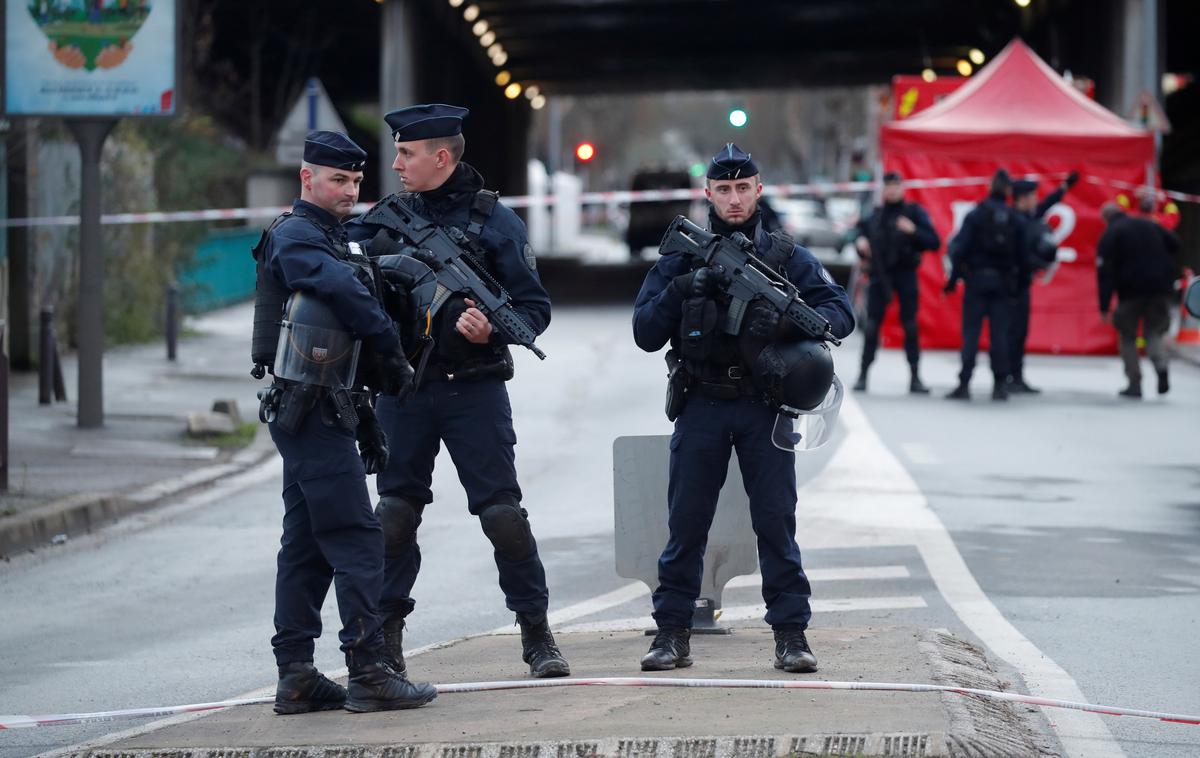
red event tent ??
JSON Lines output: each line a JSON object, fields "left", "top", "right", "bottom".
{"left": 878, "top": 39, "right": 1155, "bottom": 355}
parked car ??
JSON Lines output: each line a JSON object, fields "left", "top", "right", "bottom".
{"left": 625, "top": 168, "right": 693, "bottom": 258}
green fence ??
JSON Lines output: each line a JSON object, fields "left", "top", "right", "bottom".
{"left": 181, "top": 227, "right": 261, "bottom": 313}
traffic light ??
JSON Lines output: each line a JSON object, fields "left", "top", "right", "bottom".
{"left": 575, "top": 142, "right": 596, "bottom": 162}
{"left": 728, "top": 109, "right": 748, "bottom": 128}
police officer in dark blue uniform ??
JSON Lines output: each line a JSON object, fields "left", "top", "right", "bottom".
{"left": 347, "top": 105, "right": 568, "bottom": 679}
{"left": 944, "top": 169, "right": 1027, "bottom": 401}
{"left": 255, "top": 131, "right": 436, "bottom": 714}
{"left": 851, "top": 171, "right": 941, "bottom": 394}
{"left": 632, "top": 144, "right": 854, "bottom": 673}
{"left": 1006, "top": 172, "right": 1076, "bottom": 394}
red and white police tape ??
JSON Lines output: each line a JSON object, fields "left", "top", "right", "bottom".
{"left": 2, "top": 676, "right": 1198, "bottom": 730}
{"left": 1, "top": 174, "right": 1196, "bottom": 229}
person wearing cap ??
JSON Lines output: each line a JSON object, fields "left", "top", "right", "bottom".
{"left": 348, "top": 104, "right": 566, "bottom": 680}
{"left": 1006, "top": 172, "right": 1077, "bottom": 393}
{"left": 1097, "top": 202, "right": 1181, "bottom": 398}
{"left": 851, "top": 171, "right": 941, "bottom": 394}
{"left": 944, "top": 169, "right": 1027, "bottom": 401}
{"left": 632, "top": 143, "right": 854, "bottom": 674}
{"left": 257, "top": 130, "right": 436, "bottom": 714}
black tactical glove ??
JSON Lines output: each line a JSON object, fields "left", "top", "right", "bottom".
{"left": 1064, "top": 170, "right": 1079, "bottom": 189}
{"left": 378, "top": 347, "right": 416, "bottom": 400}
{"left": 746, "top": 299, "right": 782, "bottom": 339}
{"left": 671, "top": 266, "right": 721, "bottom": 299}
{"left": 355, "top": 402, "right": 389, "bottom": 475}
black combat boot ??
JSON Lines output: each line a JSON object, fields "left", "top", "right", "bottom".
{"left": 773, "top": 626, "right": 818, "bottom": 673}
{"left": 946, "top": 383, "right": 970, "bottom": 400}
{"left": 516, "top": 612, "right": 571, "bottom": 678}
{"left": 381, "top": 615, "right": 407, "bottom": 678}
{"left": 908, "top": 371, "right": 930, "bottom": 395}
{"left": 1118, "top": 384, "right": 1142, "bottom": 399}
{"left": 852, "top": 373, "right": 868, "bottom": 392}
{"left": 1157, "top": 368, "right": 1169, "bottom": 395}
{"left": 1006, "top": 375, "right": 1041, "bottom": 394}
{"left": 274, "top": 661, "right": 347, "bottom": 715}
{"left": 992, "top": 382, "right": 1009, "bottom": 401}
{"left": 344, "top": 651, "right": 437, "bottom": 713}
{"left": 640, "top": 627, "right": 692, "bottom": 671}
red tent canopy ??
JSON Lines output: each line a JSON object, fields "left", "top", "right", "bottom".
{"left": 875, "top": 39, "right": 1155, "bottom": 356}
{"left": 882, "top": 40, "right": 1154, "bottom": 164}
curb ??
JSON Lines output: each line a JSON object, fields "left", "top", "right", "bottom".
{"left": 0, "top": 427, "right": 276, "bottom": 559}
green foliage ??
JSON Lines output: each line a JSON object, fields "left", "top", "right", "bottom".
{"left": 92, "top": 113, "right": 254, "bottom": 345}
{"left": 188, "top": 420, "right": 260, "bottom": 449}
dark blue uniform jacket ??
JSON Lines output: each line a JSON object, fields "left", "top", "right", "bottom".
{"left": 633, "top": 223, "right": 854, "bottom": 354}
{"left": 267, "top": 199, "right": 399, "bottom": 355}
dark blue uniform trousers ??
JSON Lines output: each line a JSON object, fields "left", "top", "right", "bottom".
{"left": 959, "top": 270, "right": 1013, "bottom": 383}
{"left": 269, "top": 405, "right": 385, "bottom": 665}
{"left": 861, "top": 268, "right": 921, "bottom": 370}
{"left": 653, "top": 394, "right": 813, "bottom": 630}
{"left": 1008, "top": 287, "right": 1031, "bottom": 381}
{"left": 375, "top": 378, "right": 549, "bottom": 620}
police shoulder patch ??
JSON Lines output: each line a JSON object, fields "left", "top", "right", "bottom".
{"left": 819, "top": 265, "right": 835, "bottom": 285}
{"left": 523, "top": 243, "right": 537, "bottom": 271}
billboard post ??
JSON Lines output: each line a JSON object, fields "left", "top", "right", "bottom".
{"left": 4, "top": 0, "right": 178, "bottom": 427}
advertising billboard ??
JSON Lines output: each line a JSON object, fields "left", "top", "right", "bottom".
{"left": 4, "top": 0, "right": 176, "bottom": 117}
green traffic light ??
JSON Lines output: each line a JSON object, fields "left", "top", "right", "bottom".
{"left": 729, "top": 109, "right": 748, "bottom": 128}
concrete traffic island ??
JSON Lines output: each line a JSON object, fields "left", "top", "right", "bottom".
{"left": 93, "top": 626, "right": 1060, "bottom": 758}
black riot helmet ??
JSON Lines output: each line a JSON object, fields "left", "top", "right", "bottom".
{"left": 751, "top": 338, "right": 835, "bottom": 412}
{"left": 273, "top": 291, "right": 361, "bottom": 388}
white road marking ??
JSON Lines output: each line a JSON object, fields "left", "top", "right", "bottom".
{"left": 803, "top": 395, "right": 1124, "bottom": 758}
{"left": 725, "top": 565, "right": 911, "bottom": 588}
{"left": 556, "top": 596, "right": 929, "bottom": 634}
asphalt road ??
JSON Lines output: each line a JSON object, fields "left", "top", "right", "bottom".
{"left": 1, "top": 304, "right": 1196, "bottom": 758}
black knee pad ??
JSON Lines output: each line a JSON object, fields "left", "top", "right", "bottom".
{"left": 478, "top": 503, "right": 535, "bottom": 562}
{"left": 375, "top": 496, "right": 422, "bottom": 559}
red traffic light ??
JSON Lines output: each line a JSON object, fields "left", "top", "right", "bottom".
{"left": 575, "top": 142, "right": 596, "bottom": 162}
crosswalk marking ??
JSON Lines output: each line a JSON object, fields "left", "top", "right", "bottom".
{"left": 555, "top": 595, "right": 929, "bottom": 634}
{"left": 726, "top": 565, "right": 910, "bottom": 588}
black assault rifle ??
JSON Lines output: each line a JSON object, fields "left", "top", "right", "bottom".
{"left": 361, "top": 195, "right": 546, "bottom": 360}
{"left": 658, "top": 215, "right": 841, "bottom": 345}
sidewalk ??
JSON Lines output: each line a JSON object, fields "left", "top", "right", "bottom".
{"left": 1, "top": 302, "right": 274, "bottom": 558}
{"left": 90, "top": 626, "right": 1058, "bottom": 758}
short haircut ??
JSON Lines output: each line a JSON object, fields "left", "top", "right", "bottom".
{"left": 301, "top": 161, "right": 321, "bottom": 176}
{"left": 428, "top": 133, "right": 466, "bottom": 163}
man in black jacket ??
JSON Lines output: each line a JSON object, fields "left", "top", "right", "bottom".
{"left": 348, "top": 104, "right": 568, "bottom": 681}
{"left": 945, "top": 170, "right": 1026, "bottom": 401}
{"left": 1097, "top": 203, "right": 1181, "bottom": 398}
{"left": 1006, "top": 173, "right": 1077, "bottom": 394}
{"left": 852, "top": 171, "right": 941, "bottom": 393}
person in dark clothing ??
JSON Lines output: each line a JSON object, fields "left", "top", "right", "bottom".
{"left": 347, "top": 104, "right": 569, "bottom": 680}
{"left": 632, "top": 143, "right": 854, "bottom": 674}
{"left": 257, "top": 131, "right": 436, "bottom": 714}
{"left": 944, "top": 169, "right": 1026, "bottom": 401}
{"left": 851, "top": 171, "right": 941, "bottom": 394}
{"left": 1006, "top": 172, "right": 1077, "bottom": 393}
{"left": 1097, "top": 202, "right": 1181, "bottom": 398}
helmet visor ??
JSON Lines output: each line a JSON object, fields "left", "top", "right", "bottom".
{"left": 772, "top": 375, "right": 844, "bottom": 452}
{"left": 274, "top": 320, "right": 361, "bottom": 388}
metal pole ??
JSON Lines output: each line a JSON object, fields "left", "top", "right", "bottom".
{"left": 66, "top": 118, "right": 117, "bottom": 429}
{"left": 547, "top": 97, "right": 562, "bottom": 255}
{"left": 1, "top": 326, "right": 8, "bottom": 492}
{"left": 166, "top": 283, "right": 178, "bottom": 361}
{"left": 39, "top": 307, "right": 53, "bottom": 406}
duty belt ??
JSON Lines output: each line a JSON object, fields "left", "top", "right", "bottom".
{"left": 694, "top": 365, "right": 756, "bottom": 400}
